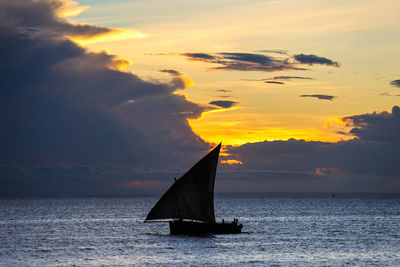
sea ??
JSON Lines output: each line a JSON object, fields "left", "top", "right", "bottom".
{"left": 1, "top": 194, "right": 400, "bottom": 266}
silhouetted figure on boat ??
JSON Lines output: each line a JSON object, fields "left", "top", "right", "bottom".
{"left": 145, "top": 143, "right": 243, "bottom": 235}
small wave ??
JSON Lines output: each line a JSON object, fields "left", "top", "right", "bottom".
{"left": 79, "top": 247, "right": 94, "bottom": 251}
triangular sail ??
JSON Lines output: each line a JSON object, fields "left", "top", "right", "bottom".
{"left": 145, "top": 143, "right": 221, "bottom": 223}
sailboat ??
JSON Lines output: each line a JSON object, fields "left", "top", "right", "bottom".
{"left": 145, "top": 143, "right": 243, "bottom": 235}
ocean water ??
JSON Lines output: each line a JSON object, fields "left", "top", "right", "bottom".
{"left": 1, "top": 195, "right": 400, "bottom": 266}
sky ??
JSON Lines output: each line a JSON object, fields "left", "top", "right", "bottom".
{"left": 1, "top": 0, "right": 400, "bottom": 197}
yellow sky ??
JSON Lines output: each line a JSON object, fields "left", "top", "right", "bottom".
{"left": 72, "top": 0, "right": 400, "bottom": 146}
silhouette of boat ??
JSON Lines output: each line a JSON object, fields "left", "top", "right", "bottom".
{"left": 145, "top": 143, "right": 243, "bottom": 235}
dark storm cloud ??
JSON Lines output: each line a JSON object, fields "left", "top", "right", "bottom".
{"left": 0, "top": 0, "right": 211, "bottom": 197}
{"left": 221, "top": 106, "right": 400, "bottom": 192}
{"left": 390, "top": 79, "right": 400, "bottom": 87}
{"left": 120, "top": 94, "right": 207, "bottom": 154}
{"left": 209, "top": 100, "right": 238, "bottom": 109}
{"left": 0, "top": 164, "right": 184, "bottom": 197}
{"left": 0, "top": 0, "right": 115, "bottom": 39}
{"left": 343, "top": 106, "right": 400, "bottom": 144}
{"left": 294, "top": 54, "right": 340, "bottom": 67}
{"left": 300, "top": 94, "right": 336, "bottom": 101}
{"left": 265, "top": 81, "right": 284, "bottom": 85}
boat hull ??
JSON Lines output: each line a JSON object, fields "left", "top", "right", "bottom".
{"left": 169, "top": 220, "right": 243, "bottom": 235}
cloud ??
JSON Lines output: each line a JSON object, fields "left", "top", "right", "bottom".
{"left": 218, "top": 52, "right": 276, "bottom": 65}
{"left": 2, "top": 0, "right": 396, "bottom": 196}
{"left": 222, "top": 106, "right": 400, "bottom": 176}
{"left": 0, "top": 0, "right": 147, "bottom": 43}
{"left": 159, "top": 69, "right": 181, "bottom": 76}
{"left": 300, "top": 94, "right": 336, "bottom": 101}
{"left": 179, "top": 52, "right": 302, "bottom": 72}
{"left": 159, "top": 69, "right": 194, "bottom": 89}
{"left": 390, "top": 79, "right": 400, "bottom": 87}
{"left": 221, "top": 159, "right": 242, "bottom": 165}
{"left": 271, "top": 76, "right": 313, "bottom": 80}
{"left": 265, "top": 81, "right": 284, "bottom": 85}
{"left": 0, "top": 0, "right": 211, "bottom": 196}
{"left": 0, "top": 164, "right": 182, "bottom": 197}
{"left": 380, "top": 92, "right": 400, "bottom": 97}
{"left": 242, "top": 76, "right": 313, "bottom": 84}
{"left": 256, "top": 49, "right": 288, "bottom": 55}
{"left": 380, "top": 92, "right": 392, "bottom": 96}
{"left": 177, "top": 51, "right": 339, "bottom": 72}
{"left": 343, "top": 106, "right": 400, "bottom": 143}
{"left": 209, "top": 100, "right": 238, "bottom": 109}
{"left": 181, "top": 52, "right": 216, "bottom": 61}
{"left": 294, "top": 54, "right": 340, "bottom": 67}
{"left": 216, "top": 90, "right": 231, "bottom": 98}
{"left": 222, "top": 105, "right": 400, "bottom": 193}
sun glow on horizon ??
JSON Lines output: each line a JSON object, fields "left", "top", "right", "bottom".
{"left": 188, "top": 118, "right": 354, "bottom": 146}
{"left": 190, "top": 128, "right": 351, "bottom": 146}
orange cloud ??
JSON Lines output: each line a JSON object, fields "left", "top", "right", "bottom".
{"left": 160, "top": 69, "right": 194, "bottom": 90}
{"left": 324, "top": 117, "right": 349, "bottom": 128}
{"left": 221, "top": 159, "right": 243, "bottom": 165}
{"left": 108, "top": 57, "right": 132, "bottom": 71}
{"left": 56, "top": 0, "right": 89, "bottom": 18}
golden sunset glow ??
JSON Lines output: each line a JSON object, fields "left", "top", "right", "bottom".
{"left": 188, "top": 110, "right": 354, "bottom": 146}
{"left": 70, "top": 29, "right": 149, "bottom": 45}
{"left": 221, "top": 159, "right": 243, "bottom": 165}
{"left": 108, "top": 57, "right": 132, "bottom": 71}
{"left": 190, "top": 125, "right": 350, "bottom": 146}
{"left": 57, "top": 0, "right": 88, "bottom": 18}
{"left": 70, "top": 0, "right": 400, "bottom": 146}
{"left": 324, "top": 117, "right": 349, "bottom": 128}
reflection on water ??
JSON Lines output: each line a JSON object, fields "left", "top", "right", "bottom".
{"left": 0, "top": 196, "right": 400, "bottom": 266}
